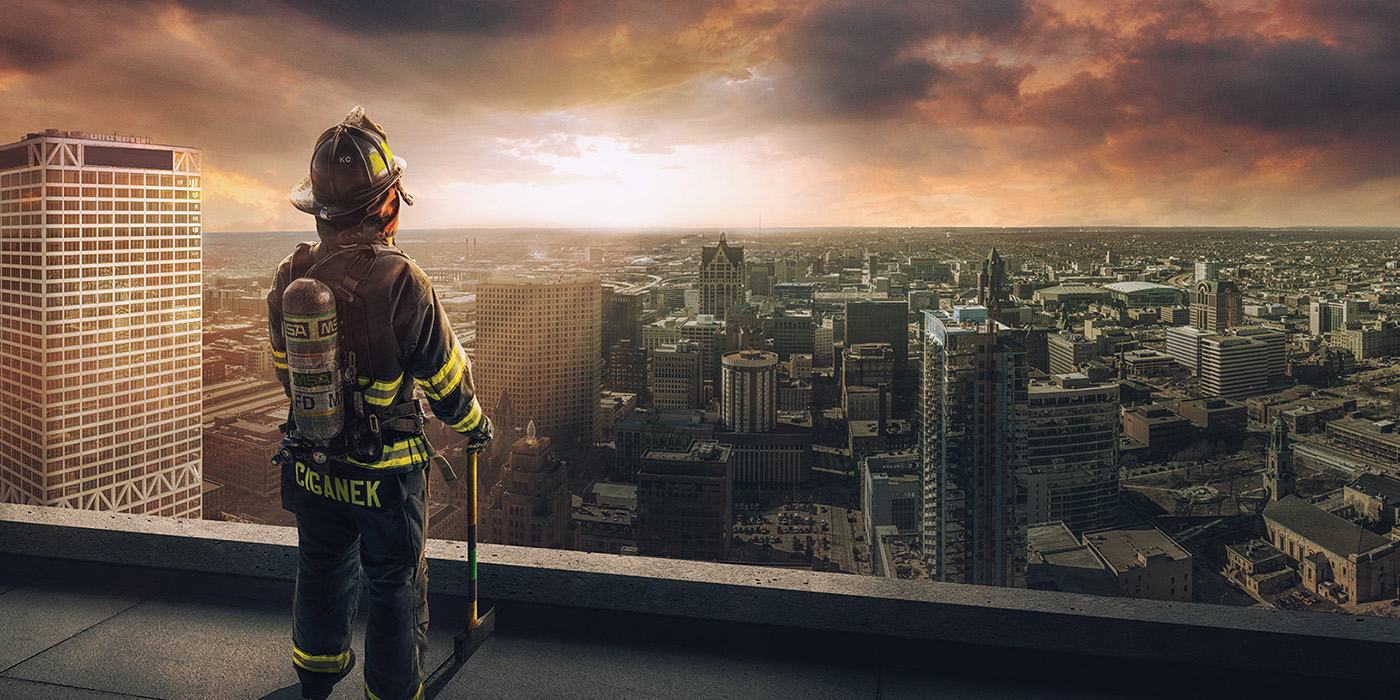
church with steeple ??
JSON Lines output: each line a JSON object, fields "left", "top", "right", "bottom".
{"left": 1258, "top": 417, "right": 1400, "bottom": 602}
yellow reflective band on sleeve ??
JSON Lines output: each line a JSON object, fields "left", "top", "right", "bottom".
{"left": 448, "top": 397, "right": 483, "bottom": 432}
{"left": 416, "top": 343, "right": 465, "bottom": 401}
{"left": 271, "top": 347, "right": 288, "bottom": 370}
{"left": 271, "top": 348, "right": 286, "bottom": 359}
{"left": 293, "top": 647, "right": 351, "bottom": 673}
{"left": 347, "top": 435, "right": 428, "bottom": 469}
{"left": 274, "top": 360, "right": 289, "bottom": 370}
{"left": 363, "top": 372, "right": 403, "bottom": 407}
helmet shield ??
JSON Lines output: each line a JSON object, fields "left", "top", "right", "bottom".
{"left": 291, "top": 106, "right": 411, "bottom": 219}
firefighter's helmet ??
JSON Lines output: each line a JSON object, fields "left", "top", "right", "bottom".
{"left": 290, "top": 106, "right": 414, "bottom": 220}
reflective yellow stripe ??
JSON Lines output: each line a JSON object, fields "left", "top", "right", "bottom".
{"left": 363, "top": 372, "right": 403, "bottom": 407}
{"left": 417, "top": 344, "right": 464, "bottom": 400}
{"left": 271, "top": 348, "right": 286, "bottom": 359}
{"left": 293, "top": 647, "right": 350, "bottom": 673}
{"left": 272, "top": 346, "right": 288, "bottom": 370}
{"left": 449, "top": 398, "right": 483, "bottom": 431}
{"left": 274, "top": 360, "right": 289, "bottom": 370}
{"left": 365, "top": 683, "right": 422, "bottom": 700}
{"left": 347, "top": 435, "right": 427, "bottom": 469}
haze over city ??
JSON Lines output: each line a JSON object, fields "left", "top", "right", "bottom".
{"left": 5, "top": 0, "right": 1400, "bottom": 230}
{"left": 7, "top": 1, "right": 1400, "bottom": 697}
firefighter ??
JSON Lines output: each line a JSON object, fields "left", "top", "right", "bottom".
{"left": 268, "top": 106, "right": 492, "bottom": 700}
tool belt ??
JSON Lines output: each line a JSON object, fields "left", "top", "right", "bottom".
{"left": 274, "top": 400, "right": 425, "bottom": 470}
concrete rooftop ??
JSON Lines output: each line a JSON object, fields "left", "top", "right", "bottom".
{"left": 2, "top": 504, "right": 1399, "bottom": 698}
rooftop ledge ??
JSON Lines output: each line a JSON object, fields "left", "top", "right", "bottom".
{"left": 2, "top": 503, "right": 1398, "bottom": 695}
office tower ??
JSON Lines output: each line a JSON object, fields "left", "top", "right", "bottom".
{"left": 650, "top": 341, "right": 702, "bottom": 410}
{"left": 721, "top": 350, "right": 778, "bottom": 433}
{"left": 921, "top": 249, "right": 1028, "bottom": 587}
{"left": 476, "top": 275, "right": 602, "bottom": 446}
{"left": 698, "top": 232, "right": 743, "bottom": 319}
{"left": 1199, "top": 335, "right": 1268, "bottom": 398}
{"left": 1309, "top": 298, "right": 1363, "bottom": 337}
{"left": 0, "top": 129, "right": 202, "bottom": 517}
{"left": 636, "top": 440, "right": 732, "bottom": 561}
{"left": 1164, "top": 325, "right": 1213, "bottom": 373}
{"left": 843, "top": 343, "right": 895, "bottom": 389}
{"left": 485, "top": 423, "right": 570, "bottom": 549}
{"left": 746, "top": 261, "right": 775, "bottom": 297}
{"left": 766, "top": 310, "right": 814, "bottom": 360}
{"left": 1047, "top": 332, "right": 1095, "bottom": 375}
{"left": 604, "top": 339, "right": 648, "bottom": 400}
{"left": 601, "top": 288, "right": 644, "bottom": 355}
{"left": 1231, "top": 327, "right": 1286, "bottom": 378}
{"left": 1194, "top": 260, "right": 1219, "bottom": 282}
{"left": 813, "top": 323, "right": 835, "bottom": 367}
{"left": 1025, "top": 374, "right": 1119, "bottom": 533}
{"left": 680, "top": 314, "right": 725, "bottom": 399}
{"left": 1190, "top": 280, "right": 1241, "bottom": 333}
{"left": 845, "top": 300, "right": 909, "bottom": 375}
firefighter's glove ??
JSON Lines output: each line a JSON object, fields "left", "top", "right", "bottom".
{"left": 462, "top": 414, "right": 493, "bottom": 453}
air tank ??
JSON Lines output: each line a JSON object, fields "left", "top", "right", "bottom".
{"left": 283, "top": 277, "right": 343, "bottom": 442}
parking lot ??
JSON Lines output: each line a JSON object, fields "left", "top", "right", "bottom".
{"left": 730, "top": 496, "right": 869, "bottom": 574}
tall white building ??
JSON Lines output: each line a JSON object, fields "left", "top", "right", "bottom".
{"left": 1164, "top": 325, "right": 1213, "bottom": 374}
{"left": 1199, "top": 335, "right": 1269, "bottom": 398}
{"left": 0, "top": 129, "right": 203, "bottom": 517}
{"left": 476, "top": 275, "right": 602, "bottom": 446}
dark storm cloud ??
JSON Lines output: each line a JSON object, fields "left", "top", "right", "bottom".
{"left": 1117, "top": 36, "right": 1400, "bottom": 135}
{"left": 0, "top": 38, "right": 68, "bottom": 72}
{"left": 780, "top": 0, "right": 1032, "bottom": 116}
{"left": 1277, "top": 0, "right": 1400, "bottom": 51}
{"left": 163, "top": 0, "right": 724, "bottom": 36}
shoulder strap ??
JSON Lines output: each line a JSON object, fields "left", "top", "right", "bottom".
{"left": 289, "top": 241, "right": 317, "bottom": 280}
{"left": 341, "top": 243, "right": 408, "bottom": 296}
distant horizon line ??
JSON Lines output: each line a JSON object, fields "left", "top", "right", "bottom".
{"left": 205, "top": 224, "right": 1400, "bottom": 236}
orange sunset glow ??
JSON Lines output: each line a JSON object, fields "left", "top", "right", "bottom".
{"left": 3, "top": 0, "right": 1398, "bottom": 230}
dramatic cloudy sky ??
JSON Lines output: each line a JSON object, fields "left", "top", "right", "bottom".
{"left": 4, "top": 0, "right": 1399, "bottom": 230}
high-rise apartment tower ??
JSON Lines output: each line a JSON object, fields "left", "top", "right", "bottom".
{"left": 921, "top": 249, "right": 1028, "bottom": 587}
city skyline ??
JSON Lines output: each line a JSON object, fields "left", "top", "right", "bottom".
{"left": 4, "top": 0, "right": 1400, "bottom": 231}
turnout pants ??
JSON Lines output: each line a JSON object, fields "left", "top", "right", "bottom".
{"left": 284, "top": 463, "right": 430, "bottom": 700}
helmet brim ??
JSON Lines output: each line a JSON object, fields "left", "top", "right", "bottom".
{"left": 290, "top": 155, "right": 408, "bottom": 218}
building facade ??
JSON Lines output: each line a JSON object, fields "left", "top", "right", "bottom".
{"left": 1025, "top": 374, "right": 1120, "bottom": 533}
{"left": 485, "top": 426, "right": 572, "bottom": 549}
{"left": 1198, "top": 335, "right": 1269, "bottom": 398}
{"left": 698, "top": 233, "right": 743, "bottom": 319}
{"left": 920, "top": 306, "right": 1029, "bottom": 587}
{"left": 636, "top": 440, "right": 733, "bottom": 561}
{"left": 1190, "top": 280, "right": 1242, "bottom": 333}
{"left": 1083, "top": 524, "right": 1193, "bottom": 602}
{"left": 0, "top": 130, "right": 203, "bottom": 517}
{"left": 650, "top": 341, "right": 702, "bottom": 410}
{"left": 476, "top": 274, "right": 602, "bottom": 446}
{"left": 1047, "top": 332, "right": 1095, "bottom": 375}
{"left": 720, "top": 350, "right": 778, "bottom": 433}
